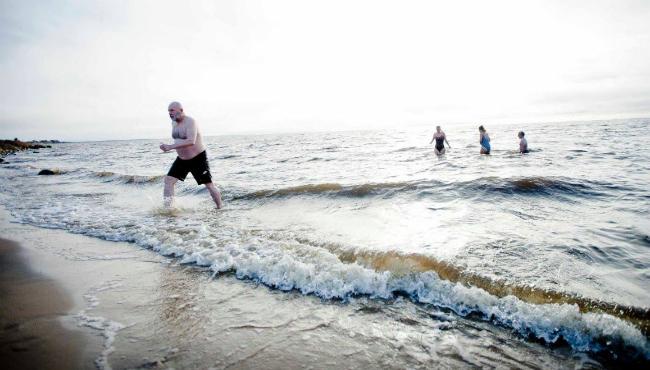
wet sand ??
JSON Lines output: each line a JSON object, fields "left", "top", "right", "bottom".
{"left": 0, "top": 207, "right": 594, "bottom": 369}
{"left": 0, "top": 238, "right": 94, "bottom": 370}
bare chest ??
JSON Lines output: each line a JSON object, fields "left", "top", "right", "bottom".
{"left": 172, "top": 125, "right": 188, "bottom": 140}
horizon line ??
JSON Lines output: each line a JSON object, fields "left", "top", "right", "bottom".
{"left": 5, "top": 115, "right": 649, "bottom": 143}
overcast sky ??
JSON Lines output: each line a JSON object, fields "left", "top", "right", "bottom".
{"left": 1, "top": 0, "right": 649, "bottom": 141}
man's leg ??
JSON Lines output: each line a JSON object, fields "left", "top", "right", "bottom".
{"left": 164, "top": 176, "right": 178, "bottom": 207}
{"left": 204, "top": 182, "right": 223, "bottom": 209}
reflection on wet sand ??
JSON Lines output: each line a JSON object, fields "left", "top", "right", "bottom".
{"left": 158, "top": 264, "right": 206, "bottom": 340}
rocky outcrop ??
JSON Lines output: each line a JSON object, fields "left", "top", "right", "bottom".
{"left": 0, "top": 139, "right": 55, "bottom": 157}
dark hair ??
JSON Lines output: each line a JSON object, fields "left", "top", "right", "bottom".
{"left": 518, "top": 131, "right": 525, "bottom": 137}
{"left": 478, "top": 125, "right": 485, "bottom": 131}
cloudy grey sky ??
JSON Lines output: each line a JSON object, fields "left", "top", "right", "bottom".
{"left": 1, "top": 0, "right": 649, "bottom": 141}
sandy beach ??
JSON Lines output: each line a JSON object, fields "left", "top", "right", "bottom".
{"left": 1, "top": 206, "right": 358, "bottom": 370}
{"left": 1, "top": 206, "right": 358, "bottom": 369}
{"left": 0, "top": 237, "right": 95, "bottom": 370}
{"left": 0, "top": 205, "right": 598, "bottom": 370}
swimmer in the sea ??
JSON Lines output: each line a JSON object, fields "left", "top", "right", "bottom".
{"left": 518, "top": 131, "right": 529, "bottom": 154}
{"left": 429, "top": 125, "right": 451, "bottom": 155}
{"left": 479, "top": 125, "right": 490, "bottom": 154}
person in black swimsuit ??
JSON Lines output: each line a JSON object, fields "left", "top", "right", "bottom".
{"left": 429, "top": 126, "right": 451, "bottom": 155}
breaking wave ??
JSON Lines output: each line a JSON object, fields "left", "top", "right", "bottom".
{"left": 90, "top": 171, "right": 164, "bottom": 185}
{"left": 333, "top": 248, "right": 650, "bottom": 335}
{"left": 178, "top": 243, "right": 650, "bottom": 358}
{"left": 232, "top": 176, "right": 625, "bottom": 201}
{"left": 6, "top": 200, "right": 647, "bottom": 358}
{"left": 231, "top": 182, "right": 423, "bottom": 200}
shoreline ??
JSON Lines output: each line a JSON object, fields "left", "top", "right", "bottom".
{"left": 0, "top": 238, "right": 95, "bottom": 370}
{"left": 1, "top": 206, "right": 644, "bottom": 369}
{"left": 0, "top": 208, "right": 402, "bottom": 369}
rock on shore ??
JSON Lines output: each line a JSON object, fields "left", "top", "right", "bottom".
{"left": 0, "top": 139, "right": 57, "bottom": 157}
{"left": 38, "top": 169, "right": 59, "bottom": 175}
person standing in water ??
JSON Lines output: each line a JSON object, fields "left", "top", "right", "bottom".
{"left": 479, "top": 125, "right": 491, "bottom": 154}
{"left": 160, "top": 101, "right": 224, "bottom": 209}
{"left": 429, "top": 125, "right": 451, "bottom": 155}
{"left": 518, "top": 131, "right": 529, "bottom": 154}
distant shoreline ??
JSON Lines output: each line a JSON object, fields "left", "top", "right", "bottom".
{"left": 0, "top": 139, "right": 61, "bottom": 159}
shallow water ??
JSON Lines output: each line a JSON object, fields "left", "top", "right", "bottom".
{"left": 1, "top": 118, "right": 649, "bottom": 366}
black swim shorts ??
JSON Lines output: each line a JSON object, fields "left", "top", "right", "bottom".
{"left": 167, "top": 151, "right": 213, "bottom": 185}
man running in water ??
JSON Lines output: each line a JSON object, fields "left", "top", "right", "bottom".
{"left": 160, "top": 101, "right": 224, "bottom": 208}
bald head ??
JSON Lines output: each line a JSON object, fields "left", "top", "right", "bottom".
{"left": 168, "top": 101, "right": 184, "bottom": 122}
{"left": 168, "top": 101, "right": 183, "bottom": 110}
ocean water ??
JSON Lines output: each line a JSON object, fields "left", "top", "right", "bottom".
{"left": 1, "top": 118, "right": 649, "bottom": 367}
